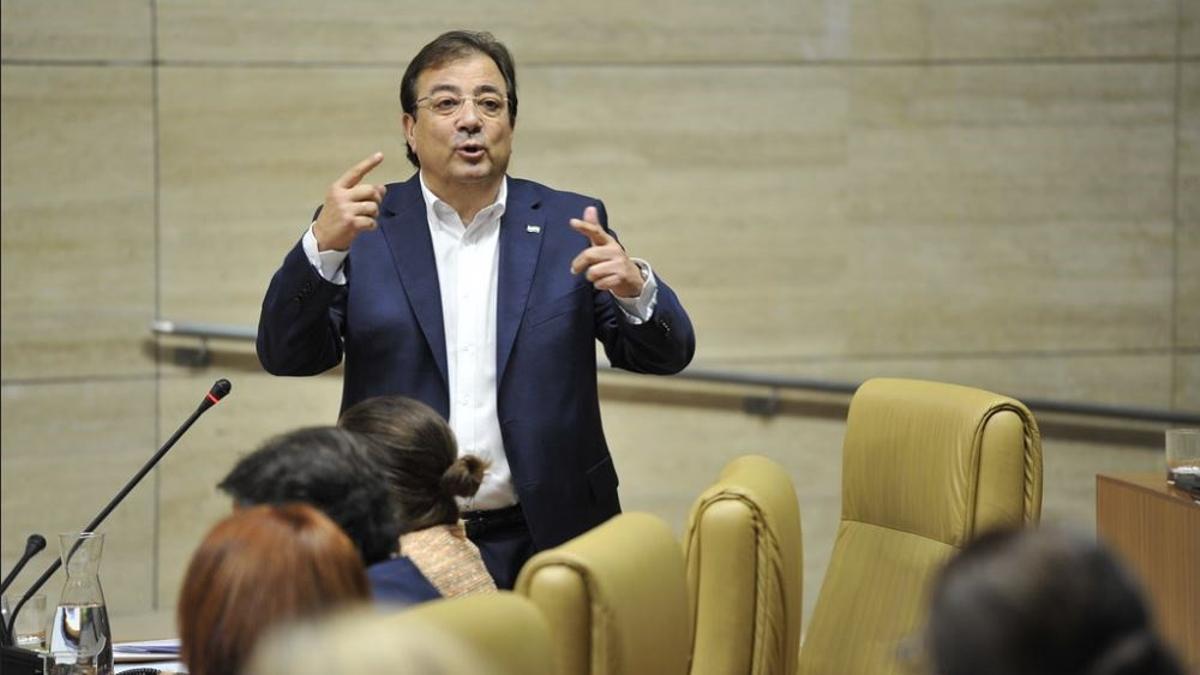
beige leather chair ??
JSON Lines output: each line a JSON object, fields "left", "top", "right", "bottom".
{"left": 515, "top": 512, "right": 691, "bottom": 675}
{"left": 246, "top": 592, "right": 554, "bottom": 675}
{"left": 683, "top": 455, "right": 803, "bottom": 675}
{"left": 796, "top": 377, "right": 1043, "bottom": 675}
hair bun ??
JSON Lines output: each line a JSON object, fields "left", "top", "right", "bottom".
{"left": 440, "top": 455, "right": 489, "bottom": 498}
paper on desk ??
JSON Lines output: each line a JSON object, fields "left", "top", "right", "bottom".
{"left": 114, "top": 637, "right": 181, "bottom": 661}
{"left": 113, "top": 639, "right": 186, "bottom": 674}
{"left": 114, "top": 662, "right": 186, "bottom": 674}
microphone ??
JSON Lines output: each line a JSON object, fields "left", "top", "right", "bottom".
{"left": 4, "top": 379, "right": 232, "bottom": 642}
{"left": 0, "top": 535, "right": 46, "bottom": 596}
{"left": 0, "top": 535, "right": 45, "bottom": 646}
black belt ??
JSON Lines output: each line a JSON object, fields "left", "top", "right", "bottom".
{"left": 462, "top": 503, "right": 526, "bottom": 538}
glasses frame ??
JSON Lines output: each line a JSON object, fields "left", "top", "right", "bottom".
{"left": 414, "top": 93, "right": 509, "bottom": 119}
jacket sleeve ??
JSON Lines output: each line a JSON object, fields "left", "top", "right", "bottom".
{"left": 591, "top": 202, "right": 696, "bottom": 375}
{"left": 256, "top": 237, "right": 348, "bottom": 376}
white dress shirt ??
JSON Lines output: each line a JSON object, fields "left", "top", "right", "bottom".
{"left": 302, "top": 174, "right": 658, "bottom": 511}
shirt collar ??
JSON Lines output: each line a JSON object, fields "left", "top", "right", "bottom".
{"left": 418, "top": 172, "right": 508, "bottom": 230}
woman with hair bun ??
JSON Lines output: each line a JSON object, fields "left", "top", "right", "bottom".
{"left": 340, "top": 395, "right": 497, "bottom": 596}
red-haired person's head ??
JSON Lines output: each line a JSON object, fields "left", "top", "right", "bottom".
{"left": 177, "top": 503, "right": 370, "bottom": 675}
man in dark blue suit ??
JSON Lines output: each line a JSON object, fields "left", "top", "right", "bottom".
{"left": 257, "top": 31, "right": 695, "bottom": 589}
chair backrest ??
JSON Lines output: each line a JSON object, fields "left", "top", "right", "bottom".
{"left": 797, "top": 377, "right": 1043, "bottom": 675}
{"left": 515, "top": 512, "right": 691, "bottom": 675}
{"left": 683, "top": 454, "right": 803, "bottom": 675}
{"left": 245, "top": 592, "right": 554, "bottom": 675}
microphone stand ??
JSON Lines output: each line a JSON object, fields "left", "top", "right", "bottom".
{"left": 0, "top": 535, "right": 47, "bottom": 647}
{"left": 2, "top": 379, "right": 231, "bottom": 662}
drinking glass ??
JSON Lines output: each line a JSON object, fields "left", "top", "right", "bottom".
{"left": 1166, "top": 428, "right": 1200, "bottom": 497}
{"left": 14, "top": 592, "right": 47, "bottom": 649}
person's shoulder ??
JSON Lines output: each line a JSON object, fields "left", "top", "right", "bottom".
{"left": 366, "top": 556, "right": 442, "bottom": 602}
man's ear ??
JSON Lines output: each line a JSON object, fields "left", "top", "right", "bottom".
{"left": 402, "top": 112, "right": 417, "bottom": 153}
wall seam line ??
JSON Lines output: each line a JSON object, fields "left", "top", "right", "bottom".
{"left": 150, "top": 0, "right": 163, "bottom": 612}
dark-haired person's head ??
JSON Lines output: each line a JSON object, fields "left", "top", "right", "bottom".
{"left": 338, "top": 396, "right": 487, "bottom": 533}
{"left": 399, "top": 30, "right": 518, "bottom": 169}
{"left": 178, "top": 504, "right": 369, "bottom": 675}
{"left": 926, "top": 527, "right": 1184, "bottom": 675}
{"left": 218, "top": 426, "right": 399, "bottom": 565}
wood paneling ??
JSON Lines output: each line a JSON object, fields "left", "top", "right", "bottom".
{"left": 1097, "top": 473, "right": 1200, "bottom": 669}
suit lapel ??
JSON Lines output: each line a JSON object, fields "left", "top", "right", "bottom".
{"left": 496, "top": 179, "right": 545, "bottom": 384}
{"left": 378, "top": 177, "right": 449, "bottom": 386}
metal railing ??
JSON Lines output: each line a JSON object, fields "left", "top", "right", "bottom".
{"left": 152, "top": 319, "right": 1200, "bottom": 426}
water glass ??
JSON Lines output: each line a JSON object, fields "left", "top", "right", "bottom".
{"left": 1166, "top": 428, "right": 1200, "bottom": 496}
{"left": 14, "top": 592, "right": 47, "bottom": 649}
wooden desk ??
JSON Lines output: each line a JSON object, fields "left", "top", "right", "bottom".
{"left": 1096, "top": 472, "right": 1199, "bottom": 669}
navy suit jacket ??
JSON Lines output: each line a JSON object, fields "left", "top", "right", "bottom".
{"left": 366, "top": 556, "right": 442, "bottom": 606}
{"left": 257, "top": 175, "right": 695, "bottom": 549}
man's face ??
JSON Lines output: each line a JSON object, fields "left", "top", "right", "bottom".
{"left": 403, "top": 53, "right": 514, "bottom": 195}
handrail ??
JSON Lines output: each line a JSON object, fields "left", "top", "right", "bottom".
{"left": 152, "top": 319, "right": 1200, "bottom": 426}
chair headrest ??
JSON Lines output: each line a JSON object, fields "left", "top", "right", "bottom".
{"left": 841, "top": 378, "right": 1042, "bottom": 546}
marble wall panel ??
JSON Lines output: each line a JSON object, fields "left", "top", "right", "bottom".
{"left": 1178, "top": 64, "right": 1199, "bottom": 348}
{"left": 0, "top": 0, "right": 151, "bottom": 62}
{"left": 1040, "top": 436, "right": 1164, "bottom": 526}
{"left": 1182, "top": 226, "right": 1200, "bottom": 349}
{"left": 515, "top": 64, "right": 1174, "bottom": 368}
{"left": 1, "top": 66, "right": 156, "bottom": 380}
{"left": 516, "top": 64, "right": 853, "bottom": 364}
{"left": 848, "top": 0, "right": 1176, "bottom": 60}
{"left": 1176, "top": 353, "right": 1200, "bottom": 411}
{"left": 154, "top": 371, "right": 343, "bottom": 607}
{"left": 154, "top": 1, "right": 1176, "bottom": 65}
{"left": 157, "top": 66, "right": 409, "bottom": 327}
{"left": 841, "top": 64, "right": 1175, "bottom": 355}
{"left": 1183, "top": 0, "right": 1200, "bottom": 56}
{"left": 735, "top": 352, "right": 1175, "bottom": 409}
{"left": 0, "top": 380, "right": 157, "bottom": 618}
{"left": 154, "top": 0, "right": 828, "bottom": 65}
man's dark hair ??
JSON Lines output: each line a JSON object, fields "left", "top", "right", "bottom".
{"left": 218, "top": 426, "right": 399, "bottom": 566}
{"left": 399, "top": 30, "right": 518, "bottom": 168}
{"left": 926, "top": 527, "right": 1184, "bottom": 675}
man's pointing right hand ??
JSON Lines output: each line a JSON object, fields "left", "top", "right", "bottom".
{"left": 313, "top": 152, "right": 387, "bottom": 252}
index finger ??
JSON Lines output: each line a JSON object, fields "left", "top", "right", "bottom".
{"left": 569, "top": 216, "right": 612, "bottom": 247}
{"left": 337, "top": 152, "right": 384, "bottom": 188}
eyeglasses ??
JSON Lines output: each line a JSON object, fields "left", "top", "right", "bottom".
{"left": 415, "top": 93, "right": 508, "bottom": 119}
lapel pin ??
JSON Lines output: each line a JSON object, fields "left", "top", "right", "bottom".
{"left": 526, "top": 224, "right": 542, "bottom": 234}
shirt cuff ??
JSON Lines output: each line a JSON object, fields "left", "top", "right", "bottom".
{"left": 302, "top": 224, "right": 349, "bottom": 286}
{"left": 612, "top": 258, "right": 657, "bottom": 324}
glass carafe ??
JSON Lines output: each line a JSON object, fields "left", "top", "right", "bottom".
{"left": 46, "top": 532, "right": 113, "bottom": 674}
